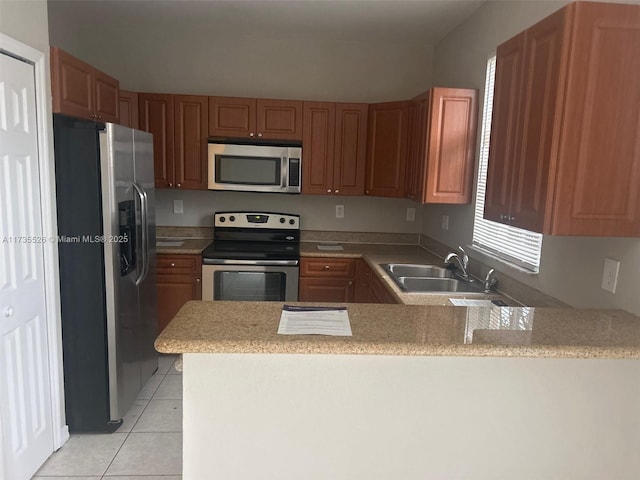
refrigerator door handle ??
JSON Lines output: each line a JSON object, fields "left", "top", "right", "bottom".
{"left": 132, "top": 182, "right": 149, "bottom": 285}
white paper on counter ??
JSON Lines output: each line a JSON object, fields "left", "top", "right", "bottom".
{"left": 449, "top": 299, "right": 496, "bottom": 307}
{"left": 277, "top": 306, "right": 352, "bottom": 336}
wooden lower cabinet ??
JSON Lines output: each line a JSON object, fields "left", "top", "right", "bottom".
{"left": 299, "top": 257, "right": 395, "bottom": 304}
{"left": 156, "top": 254, "right": 202, "bottom": 333}
{"left": 298, "top": 257, "right": 355, "bottom": 302}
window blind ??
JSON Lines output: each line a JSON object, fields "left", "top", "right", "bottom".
{"left": 472, "top": 56, "right": 543, "bottom": 272}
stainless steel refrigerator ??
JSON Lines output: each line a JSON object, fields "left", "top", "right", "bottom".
{"left": 53, "top": 114, "right": 158, "bottom": 432}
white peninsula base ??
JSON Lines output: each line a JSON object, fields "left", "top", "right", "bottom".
{"left": 183, "top": 353, "right": 639, "bottom": 479}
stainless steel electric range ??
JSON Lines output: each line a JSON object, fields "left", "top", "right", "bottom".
{"left": 201, "top": 212, "right": 300, "bottom": 301}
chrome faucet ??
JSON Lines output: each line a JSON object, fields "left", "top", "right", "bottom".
{"left": 483, "top": 268, "right": 498, "bottom": 292}
{"left": 444, "top": 246, "right": 470, "bottom": 280}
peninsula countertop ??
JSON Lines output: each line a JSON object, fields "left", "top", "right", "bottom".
{"left": 155, "top": 300, "right": 640, "bottom": 359}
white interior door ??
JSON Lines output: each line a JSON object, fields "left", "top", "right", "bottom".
{"left": 0, "top": 52, "right": 54, "bottom": 480}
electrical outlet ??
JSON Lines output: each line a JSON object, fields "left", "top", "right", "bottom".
{"left": 406, "top": 208, "right": 416, "bottom": 222}
{"left": 335, "top": 205, "right": 344, "bottom": 218}
{"left": 601, "top": 258, "right": 620, "bottom": 294}
{"left": 441, "top": 215, "right": 449, "bottom": 230}
{"left": 173, "top": 199, "right": 183, "bottom": 214}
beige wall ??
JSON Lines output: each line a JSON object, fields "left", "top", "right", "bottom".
{"left": 156, "top": 190, "right": 422, "bottom": 233}
{"left": 0, "top": 0, "right": 50, "bottom": 51}
{"left": 47, "top": 11, "right": 434, "bottom": 103}
{"left": 427, "top": 0, "right": 640, "bottom": 315}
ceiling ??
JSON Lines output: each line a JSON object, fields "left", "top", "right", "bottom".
{"left": 48, "top": 0, "right": 486, "bottom": 45}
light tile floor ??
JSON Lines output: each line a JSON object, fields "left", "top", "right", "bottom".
{"left": 33, "top": 354, "right": 183, "bottom": 480}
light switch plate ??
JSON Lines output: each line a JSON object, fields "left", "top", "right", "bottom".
{"left": 335, "top": 205, "right": 344, "bottom": 219}
{"left": 173, "top": 199, "right": 184, "bottom": 214}
{"left": 406, "top": 208, "right": 416, "bottom": 222}
{"left": 601, "top": 258, "right": 620, "bottom": 294}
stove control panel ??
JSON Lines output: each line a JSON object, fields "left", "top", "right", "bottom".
{"left": 214, "top": 212, "right": 299, "bottom": 230}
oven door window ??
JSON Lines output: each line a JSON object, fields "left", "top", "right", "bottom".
{"left": 215, "top": 155, "right": 281, "bottom": 186}
{"left": 214, "top": 271, "right": 286, "bottom": 301}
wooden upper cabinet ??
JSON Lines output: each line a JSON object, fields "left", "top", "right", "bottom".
{"left": 302, "top": 102, "right": 336, "bottom": 194}
{"left": 140, "top": 93, "right": 208, "bottom": 190}
{"left": 334, "top": 103, "right": 368, "bottom": 196}
{"left": 51, "top": 46, "right": 119, "bottom": 123}
{"left": 119, "top": 90, "right": 139, "bottom": 129}
{"left": 209, "top": 96, "right": 256, "bottom": 138}
{"left": 209, "top": 96, "right": 302, "bottom": 140}
{"left": 302, "top": 102, "right": 367, "bottom": 196}
{"left": 423, "top": 88, "right": 478, "bottom": 204}
{"left": 406, "top": 88, "right": 477, "bottom": 204}
{"left": 486, "top": 1, "right": 640, "bottom": 236}
{"left": 139, "top": 93, "right": 175, "bottom": 189}
{"left": 366, "top": 101, "right": 410, "bottom": 197}
{"left": 257, "top": 99, "right": 303, "bottom": 140}
{"left": 174, "top": 95, "right": 208, "bottom": 190}
{"left": 484, "top": 32, "right": 526, "bottom": 224}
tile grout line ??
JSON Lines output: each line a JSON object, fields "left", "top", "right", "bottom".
{"left": 100, "top": 369, "right": 169, "bottom": 479}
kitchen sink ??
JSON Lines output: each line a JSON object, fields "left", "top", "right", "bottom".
{"left": 395, "top": 276, "right": 484, "bottom": 294}
{"left": 381, "top": 263, "right": 486, "bottom": 295}
{"left": 381, "top": 263, "right": 454, "bottom": 278}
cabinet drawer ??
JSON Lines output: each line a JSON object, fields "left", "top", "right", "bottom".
{"left": 157, "top": 254, "right": 202, "bottom": 275}
{"left": 300, "top": 258, "right": 356, "bottom": 278}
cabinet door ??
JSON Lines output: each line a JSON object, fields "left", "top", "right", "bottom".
{"left": 119, "top": 90, "right": 139, "bottom": 128}
{"left": 484, "top": 32, "right": 526, "bottom": 224}
{"left": 93, "top": 69, "right": 119, "bottom": 123}
{"left": 424, "top": 88, "right": 478, "bottom": 204}
{"left": 139, "top": 93, "right": 175, "bottom": 188}
{"left": 366, "top": 101, "right": 410, "bottom": 197}
{"left": 551, "top": 2, "right": 640, "bottom": 236}
{"left": 50, "top": 46, "right": 94, "bottom": 120}
{"left": 174, "top": 95, "right": 208, "bottom": 190}
{"left": 208, "top": 96, "right": 256, "bottom": 138}
{"left": 334, "top": 103, "right": 368, "bottom": 196}
{"left": 405, "top": 99, "right": 423, "bottom": 201}
{"left": 302, "top": 102, "right": 336, "bottom": 194}
{"left": 510, "top": 8, "right": 567, "bottom": 232}
{"left": 354, "top": 259, "right": 375, "bottom": 303}
{"left": 256, "top": 99, "right": 303, "bottom": 140}
{"left": 298, "top": 278, "right": 355, "bottom": 303}
{"left": 156, "top": 275, "right": 201, "bottom": 333}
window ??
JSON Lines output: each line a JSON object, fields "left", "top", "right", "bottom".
{"left": 472, "top": 56, "right": 543, "bottom": 272}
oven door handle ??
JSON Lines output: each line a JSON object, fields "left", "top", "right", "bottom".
{"left": 202, "top": 259, "right": 300, "bottom": 266}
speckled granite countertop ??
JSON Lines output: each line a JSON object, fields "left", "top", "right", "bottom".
{"left": 155, "top": 300, "right": 640, "bottom": 359}
{"left": 156, "top": 238, "right": 211, "bottom": 255}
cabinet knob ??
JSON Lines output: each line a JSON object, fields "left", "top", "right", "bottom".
{"left": 170, "top": 262, "right": 175, "bottom": 267}
{"left": 177, "top": 183, "right": 182, "bottom": 188}
{"left": 97, "top": 115, "right": 102, "bottom": 120}
{"left": 365, "top": 190, "right": 370, "bottom": 194}
{"left": 324, "top": 265, "right": 330, "bottom": 270}
{"left": 3, "top": 307, "right": 15, "bottom": 318}
{"left": 257, "top": 133, "right": 263, "bottom": 138}
{"left": 348, "top": 281, "right": 353, "bottom": 286}
{"left": 249, "top": 132, "right": 255, "bottom": 137}
{"left": 168, "top": 182, "right": 173, "bottom": 188}
{"left": 196, "top": 278, "right": 200, "bottom": 283}
{"left": 509, "top": 216, "right": 516, "bottom": 222}
{"left": 327, "top": 189, "right": 332, "bottom": 193}
{"left": 334, "top": 189, "right": 339, "bottom": 193}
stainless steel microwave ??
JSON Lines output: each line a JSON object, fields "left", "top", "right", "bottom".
{"left": 208, "top": 142, "right": 302, "bottom": 193}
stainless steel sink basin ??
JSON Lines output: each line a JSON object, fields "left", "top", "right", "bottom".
{"left": 395, "top": 277, "right": 484, "bottom": 294}
{"left": 381, "top": 263, "right": 454, "bottom": 278}
{"left": 380, "top": 263, "right": 486, "bottom": 294}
